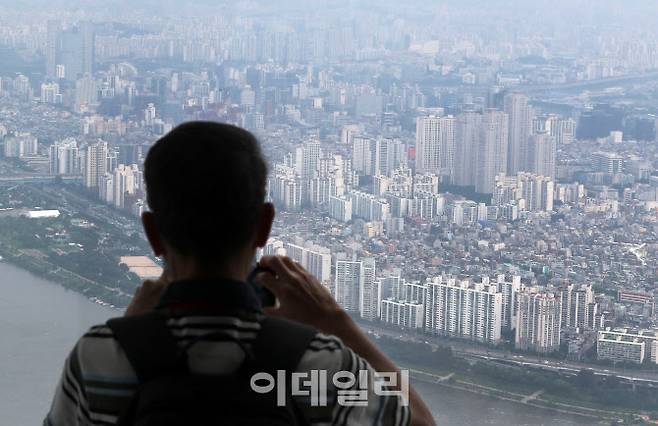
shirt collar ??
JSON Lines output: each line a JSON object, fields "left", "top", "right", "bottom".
{"left": 156, "top": 279, "right": 263, "bottom": 313}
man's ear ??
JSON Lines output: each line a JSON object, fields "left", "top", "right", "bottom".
{"left": 254, "top": 202, "right": 275, "bottom": 248}
{"left": 142, "top": 211, "right": 166, "bottom": 257}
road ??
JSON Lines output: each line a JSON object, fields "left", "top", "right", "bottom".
{"left": 358, "top": 320, "right": 658, "bottom": 384}
{"left": 519, "top": 70, "right": 658, "bottom": 94}
{"left": 0, "top": 174, "right": 82, "bottom": 185}
{"left": 26, "top": 184, "right": 143, "bottom": 237}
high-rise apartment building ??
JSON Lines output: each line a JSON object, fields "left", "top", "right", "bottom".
{"left": 75, "top": 74, "right": 98, "bottom": 112}
{"left": 4, "top": 133, "right": 38, "bottom": 158}
{"left": 350, "top": 136, "right": 404, "bottom": 178}
{"left": 334, "top": 260, "right": 364, "bottom": 313}
{"left": 492, "top": 172, "right": 554, "bottom": 212}
{"left": 359, "top": 258, "right": 379, "bottom": 321}
{"left": 379, "top": 272, "right": 404, "bottom": 300}
{"left": 328, "top": 195, "right": 353, "bottom": 222}
{"left": 373, "top": 137, "right": 405, "bottom": 177}
{"left": 334, "top": 258, "right": 377, "bottom": 319}
{"left": 59, "top": 23, "right": 95, "bottom": 81}
{"left": 454, "top": 111, "right": 481, "bottom": 187}
{"left": 527, "top": 132, "right": 557, "bottom": 180}
{"left": 504, "top": 92, "right": 532, "bottom": 174}
{"left": 439, "top": 116, "right": 456, "bottom": 179}
{"left": 348, "top": 190, "right": 390, "bottom": 222}
{"left": 49, "top": 138, "right": 79, "bottom": 175}
{"left": 283, "top": 240, "right": 332, "bottom": 284}
{"left": 476, "top": 110, "right": 509, "bottom": 194}
{"left": 402, "top": 281, "right": 427, "bottom": 305}
{"left": 40, "top": 83, "right": 60, "bottom": 104}
{"left": 84, "top": 140, "right": 109, "bottom": 189}
{"left": 592, "top": 152, "right": 624, "bottom": 174}
{"left": 352, "top": 136, "right": 373, "bottom": 175}
{"left": 556, "top": 118, "right": 576, "bottom": 146}
{"left": 492, "top": 275, "right": 523, "bottom": 331}
{"left": 560, "top": 283, "right": 597, "bottom": 330}
{"left": 424, "top": 277, "right": 503, "bottom": 344}
{"left": 268, "top": 165, "right": 304, "bottom": 210}
{"left": 515, "top": 287, "right": 562, "bottom": 353}
{"left": 415, "top": 115, "right": 455, "bottom": 178}
{"left": 12, "top": 74, "right": 31, "bottom": 100}
{"left": 45, "top": 20, "right": 60, "bottom": 78}
{"left": 381, "top": 299, "right": 424, "bottom": 329}
{"left": 295, "top": 140, "right": 321, "bottom": 179}
{"left": 112, "top": 164, "right": 141, "bottom": 208}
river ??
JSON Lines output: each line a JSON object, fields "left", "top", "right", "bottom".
{"left": 0, "top": 261, "right": 596, "bottom": 425}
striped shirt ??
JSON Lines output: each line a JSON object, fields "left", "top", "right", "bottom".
{"left": 44, "top": 279, "right": 409, "bottom": 426}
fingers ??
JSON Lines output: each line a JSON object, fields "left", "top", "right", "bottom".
{"left": 260, "top": 256, "right": 303, "bottom": 285}
{"left": 125, "top": 279, "right": 167, "bottom": 317}
{"left": 257, "top": 256, "right": 315, "bottom": 300}
{"left": 256, "top": 271, "right": 285, "bottom": 295}
{"left": 257, "top": 256, "right": 344, "bottom": 332}
{"left": 282, "top": 257, "right": 307, "bottom": 276}
{"left": 141, "top": 279, "right": 167, "bottom": 295}
{"left": 262, "top": 255, "right": 316, "bottom": 283}
{"left": 158, "top": 266, "right": 172, "bottom": 285}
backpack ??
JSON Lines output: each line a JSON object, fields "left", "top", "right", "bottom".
{"left": 106, "top": 312, "right": 317, "bottom": 426}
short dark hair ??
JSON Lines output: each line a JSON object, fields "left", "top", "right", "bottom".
{"left": 144, "top": 121, "right": 268, "bottom": 264}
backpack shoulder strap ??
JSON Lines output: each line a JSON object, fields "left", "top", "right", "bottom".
{"left": 107, "top": 313, "right": 317, "bottom": 380}
{"left": 106, "top": 312, "right": 183, "bottom": 382}
{"left": 252, "top": 316, "right": 317, "bottom": 374}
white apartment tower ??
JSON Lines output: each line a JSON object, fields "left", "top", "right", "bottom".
{"left": 454, "top": 111, "right": 481, "bottom": 187}
{"left": 283, "top": 240, "right": 332, "bottom": 284}
{"left": 476, "top": 110, "right": 509, "bottom": 194}
{"left": 528, "top": 132, "right": 557, "bottom": 180}
{"left": 84, "top": 140, "right": 109, "bottom": 189}
{"left": 295, "top": 141, "right": 322, "bottom": 179}
{"left": 504, "top": 92, "right": 532, "bottom": 174}
{"left": 374, "top": 137, "right": 404, "bottom": 177}
{"left": 381, "top": 299, "right": 424, "bottom": 329}
{"left": 556, "top": 118, "right": 576, "bottom": 146}
{"left": 359, "top": 258, "right": 379, "bottom": 321}
{"left": 329, "top": 196, "right": 353, "bottom": 222}
{"left": 515, "top": 288, "right": 562, "bottom": 353}
{"left": 492, "top": 275, "right": 523, "bottom": 331}
{"left": 415, "top": 115, "right": 455, "bottom": 178}
{"left": 334, "top": 260, "right": 364, "bottom": 313}
{"left": 493, "top": 172, "right": 554, "bottom": 212}
{"left": 424, "top": 277, "right": 503, "bottom": 344}
{"left": 49, "top": 138, "right": 79, "bottom": 175}
{"left": 560, "top": 283, "right": 597, "bottom": 330}
{"left": 112, "top": 164, "right": 140, "bottom": 208}
{"left": 352, "top": 136, "right": 373, "bottom": 176}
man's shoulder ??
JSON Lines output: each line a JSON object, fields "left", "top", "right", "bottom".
{"left": 82, "top": 322, "right": 115, "bottom": 339}
{"left": 297, "top": 332, "right": 350, "bottom": 373}
{"left": 74, "top": 321, "right": 137, "bottom": 379}
{"left": 75, "top": 317, "right": 351, "bottom": 375}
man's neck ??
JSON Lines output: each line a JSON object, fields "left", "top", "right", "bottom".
{"left": 163, "top": 254, "right": 252, "bottom": 283}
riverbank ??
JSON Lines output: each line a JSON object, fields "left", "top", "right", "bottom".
{"left": 0, "top": 238, "right": 130, "bottom": 308}
{"left": 407, "top": 366, "right": 634, "bottom": 424}
{"left": 373, "top": 335, "right": 658, "bottom": 424}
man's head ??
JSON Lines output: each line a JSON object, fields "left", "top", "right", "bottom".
{"left": 142, "top": 121, "right": 274, "bottom": 275}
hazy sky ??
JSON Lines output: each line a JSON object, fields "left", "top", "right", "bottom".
{"left": 0, "top": 0, "right": 656, "bottom": 15}
{"left": 0, "top": 0, "right": 657, "bottom": 39}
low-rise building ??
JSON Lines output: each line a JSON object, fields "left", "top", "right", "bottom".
{"left": 597, "top": 328, "right": 658, "bottom": 364}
